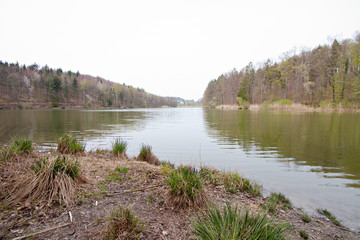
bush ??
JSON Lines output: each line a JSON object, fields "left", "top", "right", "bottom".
{"left": 7, "top": 155, "right": 85, "bottom": 206}
{"left": 136, "top": 144, "right": 160, "bottom": 166}
{"left": 105, "top": 204, "right": 143, "bottom": 239}
{"left": 192, "top": 203, "right": 288, "bottom": 240}
{"left": 166, "top": 165, "right": 207, "bottom": 208}
{"left": 57, "top": 134, "right": 85, "bottom": 154}
{"left": 112, "top": 139, "right": 128, "bottom": 158}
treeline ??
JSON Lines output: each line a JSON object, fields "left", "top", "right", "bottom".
{"left": 203, "top": 33, "right": 360, "bottom": 108}
{"left": 0, "top": 62, "right": 177, "bottom": 109}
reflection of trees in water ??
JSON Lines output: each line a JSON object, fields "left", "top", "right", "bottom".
{"left": 204, "top": 109, "right": 360, "bottom": 182}
{"left": 0, "top": 110, "right": 152, "bottom": 145}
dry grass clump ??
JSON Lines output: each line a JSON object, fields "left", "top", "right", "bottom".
{"left": 166, "top": 165, "right": 207, "bottom": 209}
{"left": 105, "top": 204, "right": 144, "bottom": 240}
{"left": 57, "top": 134, "right": 85, "bottom": 154}
{"left": 136, "top": 144, "right": 160, "bottom": 166}
{"left": 6, "top": 155, "right": 86, "bottom": 207}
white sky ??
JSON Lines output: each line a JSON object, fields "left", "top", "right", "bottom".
{"left": 1, "top": 0, "right": 359, "bottom": 100}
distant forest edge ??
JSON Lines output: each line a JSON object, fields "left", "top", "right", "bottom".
{"left": 203, "top": 33, "right": 360, "bottom": 109}
{"left": 0, "top": 62, "right": 177, "bottom": 109}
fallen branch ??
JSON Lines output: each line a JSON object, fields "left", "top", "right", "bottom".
{"left": 12, "top": 223, "right": 71, "bottom": 240}
{"left": 105, "top": 184, "right": 163, "bottom": 196}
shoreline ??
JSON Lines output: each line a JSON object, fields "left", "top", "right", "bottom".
{"left": 213, "top": 103, "right": 360, "bottom": 113}
{"left": 1, "top": 150, "right": 359, "bottom": 239}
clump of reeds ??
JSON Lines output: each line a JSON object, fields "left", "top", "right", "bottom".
{"left": 57, "top": 134, "right": 85, "bottom": 154}
{"left": 10, "top": 139, "right": 34, "bottom": 154}
{"left": 262, "top": 192, "right": 292, "bottom": 213}
{"left": 166, "top": 165, "right": 207, "bottom": 209}
{"left": 317, "top": 208, "right": 341, "bottom": 226}
{"left": 192, "top": 203, "right": 288, "bottom": 240}
{"left": 200, "top": 166, "right": 262, "bottom": 196}
{"left": 0, "top": 139, "right": 34, "bottom": 162}
{"left": 6, "top": 155, "right": 85, "bottom": 207}
{"left": 112, "top": 139, "right": 128, "bottom": 158}
{"left": 105, "top": 204, "right": 144, "bottom": 240}
{"left": 136, "top": 144, "right": 160, "bottom": 166}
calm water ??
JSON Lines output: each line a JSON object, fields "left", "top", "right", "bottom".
{"left": 1, "top": 108, "right": 359, "bottom": 230}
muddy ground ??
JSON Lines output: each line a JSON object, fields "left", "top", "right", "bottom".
{"left": 1, "top": 151, "right": 359, "bottom": 240}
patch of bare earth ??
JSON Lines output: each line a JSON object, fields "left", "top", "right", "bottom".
{"left": 1, "top": 152, "right": 359, "bottom": 240}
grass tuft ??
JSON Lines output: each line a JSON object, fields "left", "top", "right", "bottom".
{"left": 57, "top": 134, "right": 85, "bottom": 154}
{"left": 136, "top": 144, "right": 160, "bottom": 166}
{"left": 10, "top": 139, "right": 34, "bottom": 154}
{"left": 166, "top": 165, "right": 207, "bottom": 209}
{"left": 6, "top": 155, "right": 85, "bottom": 206}
{"left": 300, "top": 214, "right": 311, "bottom": 223}
{"left": 105, "top": 204, "right": 144, "bottom": 240}
{"left": 192, "top": 203, "right": 288, "bottom": 240}
{"left": 316, "top": 208, "right": 341, "bottom": 226}
{"left": 200, "top": 166, "right": 262, "bottom": 196}
{"left": 262, "top": 192, "right": 292, "bottom": 213}
{"left": 112, "top": 139, "right": 128, "bottom": 158}
{"left": 299, "top": 230, "right": 309, "bottom": 239}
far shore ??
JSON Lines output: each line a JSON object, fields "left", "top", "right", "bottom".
{"left": 213, "top": 103, "right": 360, "bottom": 113}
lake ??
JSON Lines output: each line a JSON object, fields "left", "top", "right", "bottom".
{"left": 0, "top": 108, "right": 359, "bottom": 230}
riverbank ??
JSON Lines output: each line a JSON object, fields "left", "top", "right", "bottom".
{"left": 1, "top": 150, "right": 359, "bottom": 239}
{"left": 214, "top": 103, "right": 360, "bottom": 112}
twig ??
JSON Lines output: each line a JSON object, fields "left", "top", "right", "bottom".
{"left": 105, "top": 184, "right": 163, "bottom": 196}
{"left": 12, "top": 223, "right": 71, "bottom": 240}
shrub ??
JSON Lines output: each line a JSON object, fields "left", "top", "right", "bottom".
{"left": 136, "top": 144, "right": 160, "bottom": 166}
{"left": 192, "top": 203, "right": 288, "bottom": 240}
{"left": 166, "top": 165, "right": 207, "bottom": 208}
{"left": 57, "top": 134, "right": 85, "bottom": 154}
{"left": 316, "top": 208, "right": 341, "bottom": 226}
{"left": 105, "top": 204, "right": 143, "bottom": 239}
{"left": 261, "top": 100, "right": 270, "bottom": 108}
{"left": 112, "top": 139, "right": 128, "bottom": 158}
{"left": 7, "top": 155, "right": 85, "bottom": 206}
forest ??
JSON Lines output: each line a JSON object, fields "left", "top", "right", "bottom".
{"left": 203, "top": 33, "right": 360, "bottom": 109}
{"left": 0, "top": 62, "right": 177, "bottom": 109}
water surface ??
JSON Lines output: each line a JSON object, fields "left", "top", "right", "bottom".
{"left": 0, "top": 108, "right": 359, "bottom": 230}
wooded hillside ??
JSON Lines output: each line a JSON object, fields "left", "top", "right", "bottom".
{"left": 0, "top": 62, "right": 177, "bottom": 109}
{"left": 203, "top": 33, "right": 360, "bottom": 108}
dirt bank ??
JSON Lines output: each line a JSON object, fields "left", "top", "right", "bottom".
{"left": 1, "top": 151, "right": 359, "bottom": 239}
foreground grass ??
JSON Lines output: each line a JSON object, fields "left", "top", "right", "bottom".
{"left": 192, "top": 203, "right": 288, "bottom": 240}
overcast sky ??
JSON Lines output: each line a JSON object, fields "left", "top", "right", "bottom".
{"left": 1, "top": 0, "right": 359, "bottom": 100}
